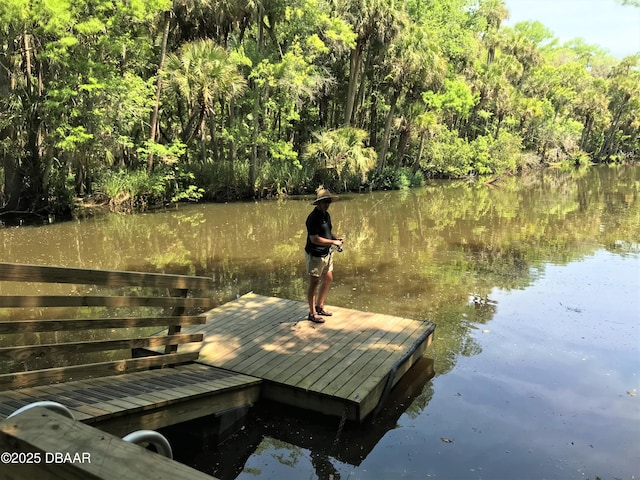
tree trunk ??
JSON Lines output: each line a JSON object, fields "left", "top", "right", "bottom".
{"left": 22, "top": 28, "right": 45, "bottom": 209}
{"left": 580, "top": 114, "right": 593, "bottom": 151}
{"left": 24, "top": 106, "right": 44, "bottom": 208}
{"left": 147, "top": 10, "right": 171, "bottom": 172}
{"left": 396, "top": 126, "right": 411, "bottom": 166}
{"left": 354, "top": 45, "right": 373, "bottom": 128}
{"left": 1, "top": 24, "right": 20, "bottom": 210}
{"left": 227, "top": 99, "right": 236, "bottom": 166}
{"left": 249, "top": 91, "right": 259, "bottom": 194}
{"left": 416, "top": 131, "right": 426, "bottom": 169}
{"left": 344, "top": 40, "right": 364, "bottom": 126}
{"left": 369, "top": 87, "right": 378, "bottom": 148}
{"left": 599, "top": 93, "right": 630, "bottom": 159}
{"left": 377, "top": 90, "right": 400, "bottom": 172}
{"left": 200, "top": 115, "right": 207, "bottom": 163}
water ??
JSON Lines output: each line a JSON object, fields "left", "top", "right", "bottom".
{"left": 1, "top": 165, "right": 638, "bottom": 479}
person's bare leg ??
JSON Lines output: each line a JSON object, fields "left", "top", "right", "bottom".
{"left": 316, "top": 270, "right": 333, "bottom": 310}
{"left": 307, "top": 275, "right": 321, "bottom": 314}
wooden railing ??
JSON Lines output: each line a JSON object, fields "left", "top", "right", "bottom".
{"left": 0, "top": 262, "right": 215, "bottom": 390}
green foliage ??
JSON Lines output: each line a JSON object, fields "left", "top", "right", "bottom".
{"left": 185, "top": 161, "right": 250, "bottom": 201}
{"left": 46, "top": 166, "right": 76, "bottom": 216}
{"left": 421, "top": 128, "right": 475, "bottom": 177}
{"left": 420, "top": 128, "right": 522, "bottom": 177}
{"left": 137, "top": 140, "right": 186, "bottom": 167}
{"left": 304, "top": 128, "right": 377, "bottom": 191}
{"left": 368, "top": 167, "right": 420, "bottom": 190}
{"left": 471, "top": 131, "right": 523, "bottom": 174}
{"left": 1, "top": 0, "right": 638, "bottom": 215}
{"left": 424, "top": 77, "right": 477, "bottom": 127}
{"left": 93, "top": 164, "right": 203, "bottom": 212}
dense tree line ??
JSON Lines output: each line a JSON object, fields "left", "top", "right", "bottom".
{"left": 1, "top": 0, "right": 639, "bottom": 216}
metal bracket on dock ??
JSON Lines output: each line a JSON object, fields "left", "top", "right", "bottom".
{"left": 8, "top": 401, "right": 75, "bottom": 420}
{"left": 122, "top": 430, "right": 173, "bottom": 459}
{"left": 7, "top": 401, "right": 174, "bottom": 459}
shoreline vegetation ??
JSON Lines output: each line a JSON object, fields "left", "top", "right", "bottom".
{"left": 1, "top": 0, "right": 639, "bottom": 223}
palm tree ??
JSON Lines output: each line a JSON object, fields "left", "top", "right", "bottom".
{"left": 339, "top": 0, "right": 404, "bottom": 126}
{"left": 305, "top": 127, "right": 377, "bottom": 190}
{"left": 377, "top": 23, "right": 446, "bottom": 170}
{"left": 477, "top": 0, "right": 509, "bottom": 65}
{"left": 164, "top": 39, "right": 246, "bottom": 162}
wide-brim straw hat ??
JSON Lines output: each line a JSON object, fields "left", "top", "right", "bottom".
{"left": 312, "top": 188, "right": 339, "bottom": 205}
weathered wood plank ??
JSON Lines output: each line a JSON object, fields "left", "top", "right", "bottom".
{"left": 284, "top": 312, "right": 406, "bottom": 390}
{"left": 0, "top": 295, "right": 214, "bottom": 308}
{"left": 92, "top": 383, "right": 262, "bottom": 437}
{"left": 303, "top": 314, "right": 412, "bottom": 393}
{"left": 0, "top": 352, "right": 199, "bottom": 390}
{"left": 13, "top": 382, "right": 116, "bottom": 420}
{"left": 263, "top": 381, "right": 360, "bottom": 419}
{"left": 219, "top": 301, "right": 307, "bottom": 372}
{"left": 192, "top": 297, "right": 303, "bottom": 369}
{"left": 0, "top": 364, "right": 262, "bottom": 434}
{"left": 356, "top": 328, "right": 435, "bottom": 419}
{"left": 336, "top": 323, "right": 434, "bottom": 401}
{"left": 0, "top": 315, "right": 206, "bottom": 334}
{"left": 0, "top": 334, "right": 203, "bottom": 363}
{"left": 0, "top": 389, "right": 50, "bottom": 418}
{"left": 0, "top": 407, "right": 217, "bottom": 480}
{"left": 0, "top": 262, "right": 213, "bottom": 290}
{"left": 241, "top": 307, "right": 368, "bottom": 384}
{"left": 190, "top": 294, "right": 437, "bottom": 422}
{"left": 199, "top": 295, "right": 300, "bottom": 342}
{"left": 70, "top": 380, "right": 146, "bottom": 411}
{"left": 322, "top": 318, "right": 425, "bottom": 397}
{"left": 257, "top": 308, "right": 379, "bottom": 382}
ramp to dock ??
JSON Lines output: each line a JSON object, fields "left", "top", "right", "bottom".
{"left": 0, "top": 364, "right": 262, "bottom": 437}
{"left": 183, "top": 293, "right": 436, "bottom": 422}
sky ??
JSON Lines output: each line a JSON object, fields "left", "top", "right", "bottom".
{"left": 503, "top": 0, "right": 640, "bottom": 58}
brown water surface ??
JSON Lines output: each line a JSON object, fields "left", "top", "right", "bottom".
{"left": 1, "top": 165, "right": 638, "bottom": 479}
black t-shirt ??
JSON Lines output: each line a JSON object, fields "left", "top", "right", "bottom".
{"left": 305, "top": 208, "right": 332, "bottom": 257}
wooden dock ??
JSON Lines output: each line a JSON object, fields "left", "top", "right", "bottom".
{"left": 0, "top": 262, "right": 437, "bottom": 478}
{"left": 0, "top": 262, "right": 263, "bottom": 438}
{"left": 180, "top": 293, "right": 436, "bottom": 422}
{"left": 0, "top": 363, "right": 261, "bottom": 437}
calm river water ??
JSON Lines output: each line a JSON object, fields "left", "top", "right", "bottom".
{"left": 1, "top": 165, "right": 638, "bottom": 479}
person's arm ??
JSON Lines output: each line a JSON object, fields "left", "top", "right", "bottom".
{"left": 309, "top": 234, "right": 342, "bottom": 247}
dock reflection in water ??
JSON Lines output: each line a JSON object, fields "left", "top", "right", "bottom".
{"left": 165, "top": 357, "right": 436, "bottom": 480}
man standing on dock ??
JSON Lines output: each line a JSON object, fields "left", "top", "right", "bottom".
{"left": 305, "top": 188, "right": 343, "bottom": 323}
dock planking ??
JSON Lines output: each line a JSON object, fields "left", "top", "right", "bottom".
{"left": 0, "top": 406, "right": 217, "bottom": 480}
{"left": 0, "top": 262, "right": 264, "bottom": 441}
{"left": 0, "top": 364, "right": 262, "bottom": 437}
{"left": 180, "top": 293, "right": 436, "bottom": 422}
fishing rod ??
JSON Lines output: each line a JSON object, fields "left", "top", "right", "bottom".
{"left": 332, "top": 193, "right": 390, "bottom": 253}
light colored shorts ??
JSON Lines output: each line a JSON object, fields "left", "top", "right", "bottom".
{"left": 305, "top": 252, "right": 333, "bottom": 277}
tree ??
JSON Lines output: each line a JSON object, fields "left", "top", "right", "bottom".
{"left": 599, "top": 56, "right": 640, "bottom": 159}
{"left": 164, "top": 39, "right": 247, "bottom": 162}
{"left": 338, "top": 0, "right": 404, "bottom": 126}
{"left": 304, "top": 127, "right": 376, "bottom": 190}
{"left": 377, "top": 22, "right": 446, "bottom": 169}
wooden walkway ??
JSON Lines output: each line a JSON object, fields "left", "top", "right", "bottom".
{"left": 0, "top": 363, "right": 261, "bottom": 437}
{"left": 0, "top": 262, "right": 262, "bottom": 438}
{"left": 180, "top": 293, "right": 436, "bottom": 422}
